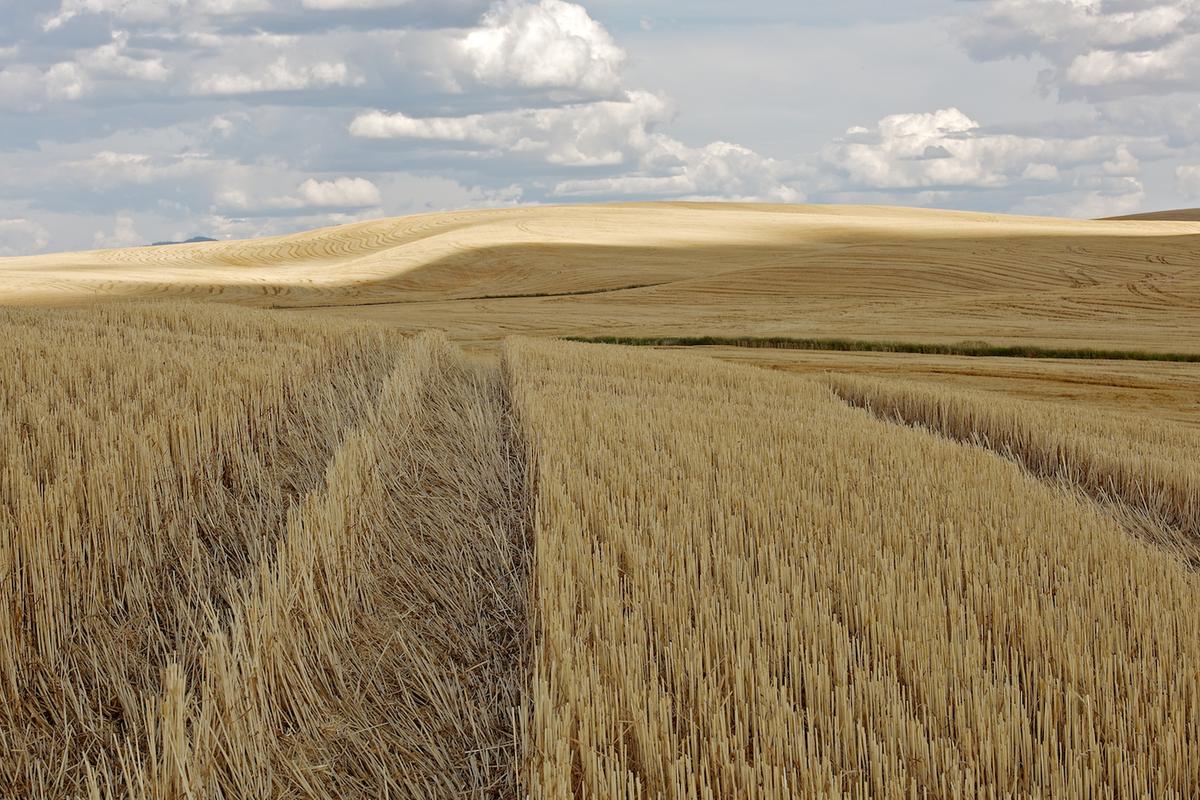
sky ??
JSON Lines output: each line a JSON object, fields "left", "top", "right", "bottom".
{"left": 1, "top": 0, "right": 1199, "bottom": 254}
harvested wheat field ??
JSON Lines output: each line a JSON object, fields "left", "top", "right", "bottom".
{"left": 686, "top": 347, "right": 1200, "bottom": 426}
{"left": 1, "top": 304, "right": 527, "bottom": 798}
{"left": 3, "top": 203, "right": 1200, "bottom": 798}
{"left": 506, "top": 338, "right": 1200, "bottom": 798}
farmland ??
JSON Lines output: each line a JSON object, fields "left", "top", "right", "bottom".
{"left": 2, "top": 203, "right": 1199, "bottom": 355}
{"left": 2, "top": 203, "right": 1199, "bottom": 797}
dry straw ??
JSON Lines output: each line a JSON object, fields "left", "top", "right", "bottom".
{"left": 827, "top": 373, "right": 1200, "bottom": 562}
{"left": 1, "top": 303, "right": 527, "bottom": 798}
{"left": 505, "top": 337, "right": 1200, "bottom": 799}
{"left": 6, "top": 300, "right": 1199, "bottom": 799}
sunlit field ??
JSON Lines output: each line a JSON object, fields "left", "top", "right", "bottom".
{"left": 3, "top": 203, "right": 1199, "bottom": 797}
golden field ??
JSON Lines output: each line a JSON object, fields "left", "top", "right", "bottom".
{"left": 507, "top": 338, "right": 1200, "bottom": 798}
{"left": 2, "top": 203, "right": 1199, "bottom": 353}
{"left": 2, "top": 203, "right": 1199, "bottom": 797}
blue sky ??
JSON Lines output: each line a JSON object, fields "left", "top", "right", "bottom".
{"left": 1, "top": 0, "right": 1199, "bottom": 253}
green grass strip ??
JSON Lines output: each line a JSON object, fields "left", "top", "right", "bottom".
{"left": 563, "top": 335, "right": 1200, "bottom": 363}
{"left": 473, "top": 283, "right": 662, "bottom": 300}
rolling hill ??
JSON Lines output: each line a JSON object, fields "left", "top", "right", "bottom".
{"left": 1105, "top": 208, "right": 1200, "bottom": 222}
{"left": 2, "top": 203, "right": 1199, "bottom": 353}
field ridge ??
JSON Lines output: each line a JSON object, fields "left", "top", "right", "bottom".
{"left": 565, "top": 334, "right": 1200, "bottom": 362}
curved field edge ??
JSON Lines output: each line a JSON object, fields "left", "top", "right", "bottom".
{"left": 504, "top": 337, "right": 1200, "bottom": 799}
{"left": 565, "top": 335, "right": 1200, "bottom": 362}
{"left": 826, "top": 373, "right": 1200, "bottom": 564}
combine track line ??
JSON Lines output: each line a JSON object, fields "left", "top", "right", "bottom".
{"left": 85, "top": 334, "right": 533, "bottom": 799}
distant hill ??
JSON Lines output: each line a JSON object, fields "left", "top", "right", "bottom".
{"left": 1104, "top": 209, "right": 1200, "bottom": 222}
{"left": 3, "top": 203, "right": 1199, "bottom": 354}
{"left": 150, "top": 236, "right": 217, "bottom": 246}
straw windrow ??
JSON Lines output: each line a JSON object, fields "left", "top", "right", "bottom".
{"left": 1, "top": 305, "right": 529, "bottom": 798}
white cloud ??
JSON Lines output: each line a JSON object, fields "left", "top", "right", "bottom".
{"left": 959, "top": 1, "right": 1200, "bottom": 97}
{"left": 193, "top": 57, "right": 360, "bottom": 94}
{"left": 70, "top": 151, "right": 214, "bottom": 185}
{"left": 1102, "top": 144, "right": 1139, "bottom": 176}
{"left": 210, "top": 115, "right": 236, "bottom": 137}
{"left": 92, "top": 213, "right": 143, "bottom": 248}
{"left": 1177, "top": 165, "right": 1200, "bottom": 198}
{"left": 352, "top": 90, "right": 673, "bottom": 167}
{"left": 459, "top": 0, "right": 625, "bottom": 94}
{"left": 351, "top": 84, "right": 801, "bottom": 201}
{"left": 301, "top": 0, "right": 410, "bottom": 7}
{"left": 352, "top": 111, "right": 503, "bottom": 144}
{"left": 44, "top": 0, "right": 270, "bottom": 30}
{"left": 1022, "top": 163, "right": 1060, "bottom": 181}
{"left": 823, "top": 107, "right": 1143, "bottom": 190}
{"left": 218, "top": 176, "right": 383, "bottom": 212}
{"left": 0, "top": 219, "right": 51, "bottom": 256}
{"left": 554, "top": 140, "right": 801, "bottom": 203}
{"left": 45, "top": 62, "right": 87, "bottom": 101}
{"left": 1065, "top": 178, "right": 1147, "bottom": 219}
{"left": 0, "top": 63, "right": 87, "bottom": 110}
{"left": 1064, "top": 45, "right": 1188, "bottom": 88}
{"left": 298, "top": 177, "right": 382, "bottom": 207}
{"left": 1, "top": 35, "right": 168, "bottom": 111}
{"left": 79, "top": 32, "right": 171, "bottom": 82}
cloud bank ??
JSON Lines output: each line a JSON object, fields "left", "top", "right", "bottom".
{"left": 0, "top": 0, "right": 1197, "bottom": 253}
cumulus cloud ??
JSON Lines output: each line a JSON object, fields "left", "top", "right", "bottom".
{"left": 0, "top": 62, "right": 86, "bottom": 111}
{"left": 352, "top": 90, "right": 673, "bottom": 166}
{"left": 1178, "top": 165, "right": 1200, "bottom": 198}
{"left": 352, "top": 87, "right": 800, "bottom": 201}
{"left": 70, "top": 151, "right": 214, "bottom": 185}
{"left": 298, "top": 177, "right": 382, "bottom": 207}
{"left": 301, "top": 0, "right": 413, "bottom": 7}
{"left": 0, "top": 32, "right": 170, "bottom": 112}
{"left": 555, "top": 140, "right": 802, "bottom": 202}
{"left": 193, "top": 57, "right": 359, "bottom": 94}
{"left": 45, "top": 62, "right": 87, "bottom": 100}
{"left": 92, "top": 213, "right": 143, "bottom": 248}
{"left": 459, "top": 0, "right": 625, "bottom": 94}
{"left": 11, "top": 0, "right": 1200, "bottom": 254}
{"left": 823, "top": 107, "right": 1144, "bottom": 190}
{"left": 958, "top": 0, "right": 1200, "bottom": 98}
{"left": 218, "top": 176, "right": 382, "bottom": 213}
{"left": 1041, "top": 177, "right": 1142, "bottom": 219}
{"left": 1103, "top": 144, "right": 1139, "bottom": 176}
{"left": 44, "top": 0, "right": 271, "bottom": 30}
{"left": 0, "top": 219, "right": 51, "bottom": 256}
{"left": 79, "top": 32, "right": 171, "bottom": 82}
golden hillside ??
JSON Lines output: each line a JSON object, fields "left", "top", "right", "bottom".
{"left": 3, "top": 203, "right": 1199, "bottom": 352}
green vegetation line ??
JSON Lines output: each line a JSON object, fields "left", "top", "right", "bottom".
{"left": 474, "top": 283, "right": 663, "bottom": 300}
{"left": 563, "top": 335, "right": 1200, "bottom": 363}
